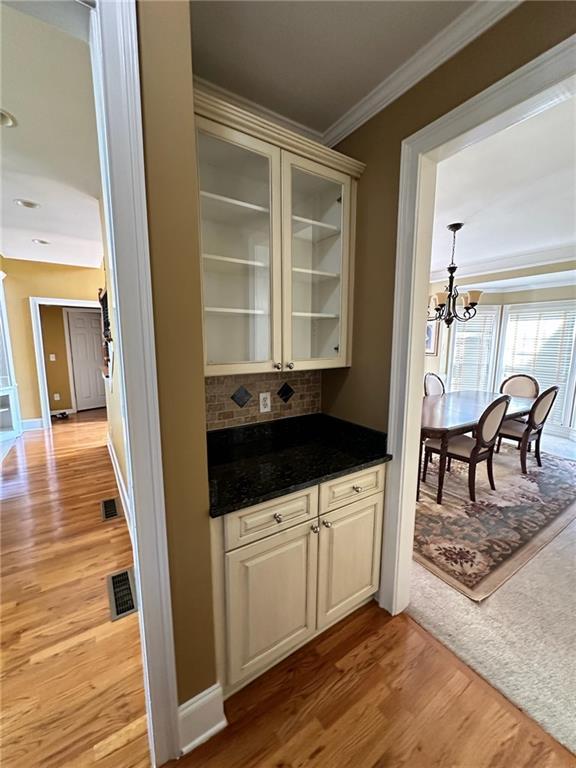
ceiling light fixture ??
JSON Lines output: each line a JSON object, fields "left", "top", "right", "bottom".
{"left": 32, "top": 238, "right": 50, "bottom": 245}
{"left": 427, "top": 223, "right": 483, "bottom": 327}
{"left": 14, "top": 199, "right": 40, "bottom": 209}
{"left": 0, "top": 109, "right": 17, "bottom": 128}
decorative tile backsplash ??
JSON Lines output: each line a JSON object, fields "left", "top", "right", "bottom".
{"left": 205, "top": 371, "right": 321, "bottom": 431}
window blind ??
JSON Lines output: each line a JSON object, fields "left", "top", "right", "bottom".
{"left": 448, "top": 305, "right": 501, "bottom": 392}
{"left": 499, "top": 301, "right": 576, "bottom": 427}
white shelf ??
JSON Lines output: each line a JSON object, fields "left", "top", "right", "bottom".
{"left": 292, "top": 215, "right": 340, "bottom": 242}
{"left": 200, "top": 191, "right": 270, "bottom": 228}
{"left": 292, "top": 267, "right": 340, "bottom": 280}
{"left": 205, "top": 307, "right": 268, "bottom": 316}
{"left": 203, "top": 254, "right": 268, "bottom": 269}
{"left": 292, "top": 312, "right": 340, "bottom": 319}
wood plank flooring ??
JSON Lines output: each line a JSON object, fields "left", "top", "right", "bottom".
{"left": 2, "top": 412, "right": 572, "bottom": 768}
{"left": 176, "top": 602, "right": 574, "bottom": 768}
{"left": 0, "top": 411, "right": 149, "bottom": 768}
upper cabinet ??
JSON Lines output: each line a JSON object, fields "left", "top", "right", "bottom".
{"left": 195, "top": 91, "right": 364, "bottom": 376}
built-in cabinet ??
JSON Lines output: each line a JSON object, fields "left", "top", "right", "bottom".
{"left": 211, "top": 463, "right": 385, "bottom": 692}
{"left": 195, "top": 91, "right": 364, "bottom": 375}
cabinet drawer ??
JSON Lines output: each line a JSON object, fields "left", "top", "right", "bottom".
{"left": 319, "top": 464, "right": 385, "bottom": 514}
{"left": 224, "top": 486, "right": 319, "bottom": 551}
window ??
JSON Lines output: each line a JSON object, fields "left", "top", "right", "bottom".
{"left": 497, "top": 301, "right": 576, "bottom": 428}
{"left": 447, "top": 305, "right": 501, "bottom": 392}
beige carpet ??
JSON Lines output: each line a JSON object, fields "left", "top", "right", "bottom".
{"left": 415, "top": 445, "right": 576, "bottom": 601}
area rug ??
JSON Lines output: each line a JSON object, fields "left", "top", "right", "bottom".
{"left": 414, "top": 445, "right": 576, "bottom": 601}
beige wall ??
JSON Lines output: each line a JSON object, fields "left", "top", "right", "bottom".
{"left": 0, "top": 256, "right": 104, "bottom": 419}
{"left": 322, "top": 2, "right": 576, "bottom": 431}
{"left": 40, "top": 306, "right": 73, "bottom": 410}
{"left": 137, "top": 0, "right": 216, "bottom": 704}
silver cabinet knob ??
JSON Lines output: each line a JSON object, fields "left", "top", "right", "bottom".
{"left": 273, "top": 512, "right": 283, "bottom": 524}
{"left": 273, "top": 362, "right": 282, "bottom": 370}
{"left": 353, "top": 485, "right": 363, "bottom": 493}
{"left": 311, "top": 524, "right": 320, "bottom": 534}
{"left": 322, "top": 519, "right": 332, "bottom": 528}
{"left": 286, "top": 362, "right": 295, "bottom": 370}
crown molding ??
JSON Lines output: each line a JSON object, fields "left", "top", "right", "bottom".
{"left": 429, "top": 244, "right": 576, "bottom": 283}
{"left": 322, "top": 1, "right": 521, "bottom": 147}
{"left": 193, "top": 86, "right": 366, "bottom": 178}
{"left": 193, "top": 77, "right": 324, "bottom": 143}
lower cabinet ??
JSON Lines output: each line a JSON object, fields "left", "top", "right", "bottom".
{"left": 226, "top": 521, "right": 318, "bottom": 685}
{"left": 317, "top": 496, "right": 383, "bottom": 630}
{"left": 218, "top": 463, "right": 386, "bottom": 689}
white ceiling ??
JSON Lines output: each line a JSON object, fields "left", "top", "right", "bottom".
{"left": 190, "top": 1, "right": 515, "bottom": 139}
{"left": 473, "top": 270, "right": 576, "bottom": 294}
{"left": 431, "top": 95, "right": 576, "bottom": 280}
{"left": 0, "top": 3, "right": 103, "bottom": 268}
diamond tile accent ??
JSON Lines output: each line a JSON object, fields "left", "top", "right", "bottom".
{"left": 277, "top": 382, "right": 295, "bottom": 403}
{"left": 231, "top": 385, "right": 253, "bottom": 408}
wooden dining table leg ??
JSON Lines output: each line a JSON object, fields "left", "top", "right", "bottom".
{"left": 436, "top": 434, "right": 448, "bottom": 505}
{"left": 417, "top": 436, "right": 424, "bottom": 501}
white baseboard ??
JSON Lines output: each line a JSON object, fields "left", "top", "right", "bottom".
{"left": 50, "top": 408, "right": 76, "bottom": 416}
{"left": 106, "top": 438, "right": 133, "bottom": 539}
{"left": 178, "top": 683, "right": 227, "bottom": 756}
{"left": 22, "top": 418, "right": 43, "bottom": 431}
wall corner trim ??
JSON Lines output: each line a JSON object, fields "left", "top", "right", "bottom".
{"left": 178, "top": 683, "right": 227, "bottom": 757}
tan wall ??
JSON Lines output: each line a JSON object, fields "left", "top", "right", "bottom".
{"left": 137, "top": 0, "right": 216, "bottom": 704}
{"left": 0, "top": 256, "right": 104, "bottom": 419}
{"left": 40, "top": 306, "right": 73, "bottom": 410}
{"left": 322, "top": 2, "right": 576, "bottom": 431}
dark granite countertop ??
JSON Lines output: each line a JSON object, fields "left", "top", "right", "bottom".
{"left": 207, "top": 413, "right": 392, "bottom": 517}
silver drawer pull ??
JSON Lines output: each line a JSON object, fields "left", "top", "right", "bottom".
{"left": 322, "top": 519, "right": 332, "bottom": 528}
{"left": 311, "top": 524, "right": 320, "bottom": 534}
{"left": 273, "top": 512, "right": 283, "bottom": 524}
{"left": 352, "top": 485, "right": 364, "bottom": 493}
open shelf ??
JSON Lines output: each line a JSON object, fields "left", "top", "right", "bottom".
{"left": 205, "top": 307, "right": 268, "bottom": 316}
{"left": 203, "top": 254, "right": 268, "bottom": 269}
{"left": 292, "top": 312, "right": 340, "bottom": 319}
{"left": 292, "top": 215, "right": 340, "bottom": 242}
{"left": 200, "top": 191, "right": 270, "bottom": 227}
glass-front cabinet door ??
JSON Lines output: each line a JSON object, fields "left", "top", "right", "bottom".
{"left": 282, "top": 153, "right": 351, "bottom": 370}
{"left": 197, "top": 118, "right": 282, "bottom": 374}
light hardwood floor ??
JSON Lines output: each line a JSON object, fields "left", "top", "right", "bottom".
{"left": 0, "top": 411, "right": 149, "bottom": 768}
{"left": 2, "top": 414, "right": 572, "bottom": 768}
{"left": 175, "top": 602, "right": 574, "bottom": 768}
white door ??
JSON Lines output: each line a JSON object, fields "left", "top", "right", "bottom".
{"left": 317, "top": 496, "right": 383, "bottom": 630}
{"left": 67, "top": 310, "right": 106, "bottom": 411}
{"left": 226, "top": 519, "right": 319, "bottom": 685}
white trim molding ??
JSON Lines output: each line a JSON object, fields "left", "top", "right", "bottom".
{"left": 178, "top": 684, "right": 227, "bottom": 757}
{"left": 383, "top": 35, "right": 576, "bottom": 616}
{"left": 323, "top": 2, "right": 520, "bottom": 146}
{"left": 107, "top": 438, "right": 133, "bottom": 538}
{"left": 29, "top": 297, "right": 100, "bottom": 430}
{"left": 91, "top": 3, "right": 180, "bottom": 764}
{"left": 22, "top": 418, "right": 44, "bottom": 431}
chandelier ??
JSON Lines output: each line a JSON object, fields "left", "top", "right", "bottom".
{"left": 428, "top": 223, "right": 482, "bottom": 326}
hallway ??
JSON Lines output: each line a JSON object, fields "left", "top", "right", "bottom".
{"left": 0, "top": 411, "right": 149, "bottom": 767}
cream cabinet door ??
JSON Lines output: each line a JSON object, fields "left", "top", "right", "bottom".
{"left": 226, "top": 519, "right": 319, "bottom": 685}
{"left": 197, "top": 117, "right": 283, "bottom": 375}
{"left": 317, "top": 496, "right": 383, "bottom": 630}
{"left": 282, "top": 152, "right": 353, "bottom": 370}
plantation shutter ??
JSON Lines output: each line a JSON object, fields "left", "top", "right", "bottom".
{"left": 499, "top": 301, "right": 576, "bottom": 427}
{"left": 448, "top": 306, "right": 501, "bottom": 392}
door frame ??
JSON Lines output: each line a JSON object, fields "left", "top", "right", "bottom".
{"left": 30, "top": 296, "right": 100, "bottom": 429}
{"left": 89, "top": 2, "right": 180, "bottom": 765}
{"left": 63, "top": 306, "right": 105, "bottom": 413}
{"left": 382, "top": 35, "right": 576, "bottom": 615}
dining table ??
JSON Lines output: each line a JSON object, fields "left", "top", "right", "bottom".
{"left": 420, "top": 390, "right": 535, "bottom": 504}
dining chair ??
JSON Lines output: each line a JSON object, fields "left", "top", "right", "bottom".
{"left": 497, "top": 386, "right": 559, "bottom": 474}
{"left": 424, "top": 372, "right": 445, "bottom": 396}
{"left": 422, "top": 395, "right": 510, "bottom": 503}
{"left": 499, "top": 374, "right": 540, "bottom": 398}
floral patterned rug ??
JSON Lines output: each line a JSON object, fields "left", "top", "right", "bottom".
{"left": 414, "top": 445, "right": 576, "bottom": 601}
